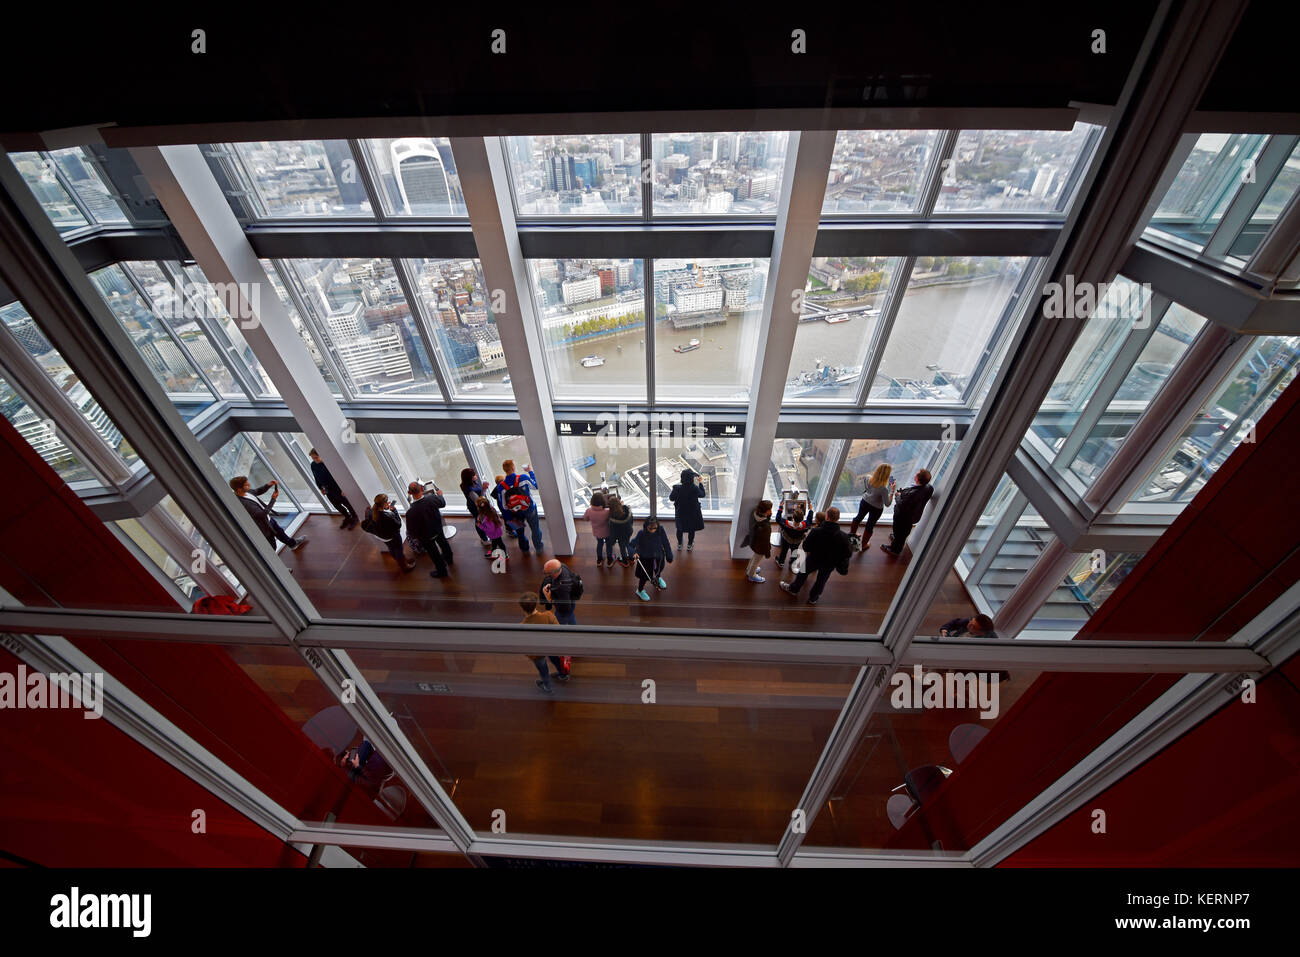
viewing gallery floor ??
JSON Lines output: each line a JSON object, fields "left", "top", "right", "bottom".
{"left": 286, "top": 515, "right": 976, "bottom": 635}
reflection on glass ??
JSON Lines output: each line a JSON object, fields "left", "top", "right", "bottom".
{"left": 934, "top": 126, "right": 1092, "bottom": 213}
{"left": 468, "top": 435, "right": 542, "bottom": 515}
{"left": 178, "top": 264, "right": 277, "bottom": 395}
{"left": 1130, "top": 335, "right": 1300, "bottom": 505}
{"left": 960, "top": 474, "right": 1016, "bottom": 570}
{"left": 504, "top": 135, "right": 641, "bottom": 216}
{"left": 224, "top": 141, "right": 372, "bottom": 217}
{"left": 650, "top": 132, "right": 789, "bottom": 215}
{"left": 0, "top": 301, "right": 139, "bottom": 466}
{"left": 156, "top": 494, "right": 243, "bottom": 595}
{"left": 1229, "top": 140, "right": 1300, "bottom": 261}
{"left": 1065, "top": 303, "right": 1206, "bottom": 488}
{"left": 88, "top": 266, "right": 218, "bottom": 418}
{"left": 350, "top": 649, "right": 856, "bottom": 843}
{"left": 764, "top": 437, "right": 831, "bottom": 504}
{"left": 1149, "top": 133, "right": 1268, "bottom": 251}
{"left": 211, "top": 433, "right": 301, "bottom": 526}
{"left": 972, "top": 505, "right": 1057, "bottom": 615}
{"left": 823, "top": 130, "right": 939, "bottom": 213}
{"left": 363, "top": 138, "right": 466, "bottom": 216}
{"left": 49, "top": 148, "right": 128, "bottom": 224}
{"left": 9, "top": 151, "right": 90, "bottom": 231}
{"left": 531, "top": 258, "right": 645, "bottom": 400}
{"left": 0, "top": 373, "right": 97, "bottom": 484}
{"left": 562, "top": 435, "right": 650, "bottom": 513}
{"left": 1029, "top": 277, "right": 1151, "bottom": 454}
{"left": 407, "top": 258, "right": 512, "bottom": 399}
{"left": 258, "top": 259, "right": 342, "bottom": 396}
{"left": 654, "top": 437, "right": 742, "bottom": 517}
{"left": 653, "top": 258, "right": 767, "bottom": 401}
{"left": 786, "top": 257, "right": 897, "bottom": 402}
{"left": 283, "top": 258, "right": 440, "bottom": 398}
{"left": 871, "top": 257, "right": 1028, "bottom": 402}
{"left": 1046, "top": 551, "right": 1140, "bottom": 633}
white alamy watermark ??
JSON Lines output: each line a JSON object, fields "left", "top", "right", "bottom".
{"left": 593, "top": 405, "right": 708, "bottom": 450}
{"left": 50, "top": 888, "right": 150, "bottom": 937}
{"left": 150, "top": 277, "right": 261, "bottom": 328}
{"left": 889, "top": 664, "right": 1000, "bottom": 719}
{"left": 0, "top": 665, "right": 103, "bottom": 719}
{"left": 1043, "top": 277, "right": 1153, "bottom": 327}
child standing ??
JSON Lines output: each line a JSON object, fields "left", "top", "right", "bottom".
{"left": 774, "top": 500, "right": 810, "bottom": 570}
{"left": 608, "top": 497, "right": 634, "bottom": 567}
{"left": 582, "top": 491, "right": 614, "bottom": 568}
{"left": 474, "top": 496, "right": 508, "bottom": 561}
{"left": 628, "top": 516, "right": 674, "bottom": 601}
{"left": 744, "top": 499, "right": 774, "bottom": 583}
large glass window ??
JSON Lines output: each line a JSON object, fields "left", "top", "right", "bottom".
{"left": 650, "top": 132, "right": 789, "bottom": 216}
{"left": 786, "top": 257, "right": 899, "bottom": 402}
{"left": 1231, "top": 140, "right": 1300, "bottom": 260}
{"left": 1065, "top": 303, "right": 1206, "bottom": 488}
{"left": 504, "top": 135, "right": 641, "bottom": 216}
{"left": 212, "top": 433, "right": 303, "bottom": 528}
{"left": 960, "top": 473, "right": 1017, "bottom": 571}
{"left": 972, "top": 501, "right": 1057, "bottom": 615}
{"left": 562, "top": 435, "right": 651, "bottom": 512}
{"left": 1148, "top": 133, "right": 1268, "bottom": 251}
{"left": 655, "top": 437, "right": 742, "bottom": 517}
{"left": 831, "top": 439, "right": 948, "bottom": 519}
{"left": 0, "top": 301, "right": 139, "bottom": 467}
{"left": 88, "top": 265, "right": 218, "bottom": 419}
{"left": 407, "top": 258, "right": 513, "bottom": 400}
{"left": 176, "top": 264, "right": 277, "bottom": 396}
{"left": 468, "top": 435, "right": 543, "bottom": 514}
{"left": 282, "top": 258, "right": 440, "bottom": 399}
{"left": 0, "top": 373, "right": 98, "bottom": 484}
{"left": 9, "top": 151, "right": 91, "bottom": 231}
{"left": 363, "top": 138, "right": 466, "bottom": 217}
{"left": 369, "top": 433, "right": 469, "bottom": 494}
{"left": 259, "top": 260, "right": 343, "bottom": 396}
{"left": 1130, "top": 335, "right": 1300, "bottom": 505}
{"left": 653, "top": 258, "right": 767, "bottom": 402}
{"left": 530, "top": 258, "right": 645, "bottom": 401}
{"left": 871, "top": 257, "right": 1029, "bottom": 402}
{"left": 764, "top": 437, "right": 833, "bottom": 504}
{"left": 823, "top": 130, "right": 939, "bottom": 214}
{"left": 934, "top": 126, "right": 1093, "bottom": 213}
{"left": 221, "top": 141, "right": 372, "bottom": 218}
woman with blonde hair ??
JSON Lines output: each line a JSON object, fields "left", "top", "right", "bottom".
{"left": 849, "top": 464, "right": 896, "bottom": 546}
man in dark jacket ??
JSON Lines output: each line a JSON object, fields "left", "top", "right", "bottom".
{"left": 669, "top": 468, "right": 706, "bottom": 551}
{"left": 940, "top": 613, "right": 999, "bottom": 640}
{"left": 309, "top": 448, "right": 358, "bottom": 529}
{"left": 881, "top": 469, "right": 934, "bottom": 557}
{"left": 230, "top": 475, "right": 308, "bottom": 552}
{"left": 406, "top": 481, "right": 453, "bottom": 578}
{"left": 780, "top": 506, "right": 851, "bottom": 605}
{"left": 541, "top": 559, "right": 581, "bottom": 625}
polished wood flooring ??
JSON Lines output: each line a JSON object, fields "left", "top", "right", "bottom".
{"left": 282, "top": 515, "right": 976, "bottom": 635}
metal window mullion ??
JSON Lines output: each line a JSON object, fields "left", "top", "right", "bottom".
{"left": 0, "top": 317, "right": 133, "bottom": 485}
{"left": 640, "top": 133, "right": 653, "bottom": 220}
{"left": 644, "top": 258, "right": 655, "bottom": 405}
{"left": 161, "top": 261, "right": 262, "bottom": 401}
{"left": 1203, "top": 134, "right": 1298, "bottom": 261}
{"left": 1049, "top": 295, "right": 1171, "bottom": 469}
{"left": 348, "top": 138, "right": 386, "bottom": 220}
{"left": 917, "top": 129, "right": 960, "bottom": 217}
{"left": 43, "top": 150, "right": 99, "bottom": 227}
{"left": 124, "top": 260, "right": 226, "bottom": 400}
{"left": 392, "top": 256, "right": 455, "bottom": 400}
{"left": 136, "top": 500, "right": 237, "bottom": 599}
{"left": 273, "top": 431, "right": 331, "bottom": 511}
{"left": 967, "top": 490, "right": 1029, "bottom": 584}
{"left": 817, "top": 437, "right": 851, "bottom": 514}
{"left": 854, "top": 255, "right": 916, "bottom": 406}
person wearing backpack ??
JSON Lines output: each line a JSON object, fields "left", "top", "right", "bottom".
{"left": 773, "top": 500, "right": 810, "bottom": 569}
{"left": 500, "top": 459, "right": 544, "bottom": 552}
{"left": 669, "top": 468, "right": 706, "bottom": 552}
{"left": 781, "top": 507, "right": 852, "bottom": 605}
{"left": 362, "top": 493, "right": 416, "bottom": 574}
{"left": 540, "top": 559, "right": 583, "bottom": 625}
{"left": 628, "top": 516, "right": 673, "bottom": 601}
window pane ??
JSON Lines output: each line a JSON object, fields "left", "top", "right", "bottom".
{"left": 961, "top": 474, "right": 1016, "bottom": 569}
{"left": 562, "top": 435, "right": 651, "bottom": 513}
{"left": 531, "top": 258, "right": 645, "bottom": 401}
{"left": 1130, "top": 335, "right": 1300, "bottom": 505}
{"left": 1229, "top": 139, "right": 1300, "bottom": 261}
{"left": 934, "top": 126, "right": 1092, "bottom": 213}
{"left": 223, "top": 141, "right": 371, "bottom": 218}
{"left": 407, "top": 258, "right": 513, "bottom": 400}
{"left": 177, "top": 264, "right": 277, "bottom": 396}
{"left": 363, "top": 138, "right": 466, "bottom": 216}
{"left": 368, "top": 433, "right": 469, "bottom": 494}
{"left": 49, "top": 148, "right": 128, "bottom": 224}
{"left": 1029, "top": 277, "right": 1150, "bottom": 454}
{"left": 653, "top": 258, "right": 767, "bottom": 401}
{"left": 259, "top": 260, "right": 342, "bottom": 396}
{"left": 1065, "top": 303, "right": 1206, "bottom": 487}
{"left": 246, "top": 432, "right": 315, "bottom": 507}
{"left": 823, "top": 130, "right": 939, "bottom": 213}
{"left": 88, "top": 266, "right": 218, "bottom": 419}
{"left": 871, "top": 257, "right": 1028, "bottom": 402}
{"left": 655, "top": 437, "right": 742, "bottom": 518}
{"left": 650, "top": 132, "right": 789, "bottom": 215}
{"left": 10, "top": 151, "right": 90, "bottom": 231}
{"left": 155, "top": 495, "right": 243, "bottom": 594}
{"left": 787, "top": 257, "right": 898, "bottom": 402}
{"left": 504, "top": 135, "right": 641, "bottom": 216}
{"left": 0, "top": 374, "right": 98, "bottom": 484}
{"left": 283, "top": 258, "right": 441, "bottom": 398}
{"left": 831, "top": 439, "right": 946, "bottom": 519}
{"left": 764, "top": 437, "right": 832, "bottom": 504}
{"left": 468, "top": 435, "right": 543, "bottom": 515}
{"left": 0, "top": 301, "right": 139, "bottom": 467}
{"left": 212, "top": 434, "right": 301, "bottom": 526}
{"left": 125, "top": 262, "right": 241, "bottom": 396}
{"left": 972, "top": 504, "right": 1056, "bottom": 614}
{"left": 1148, "top": 133, "right": 1268, "bottom": 251}
{"left": 1047, "top": 551, "right": 1141, "bottom": 632}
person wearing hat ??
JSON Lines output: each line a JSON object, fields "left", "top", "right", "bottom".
{"left": 628, "top": 516, "right": 674, "bottom": 601}
{"left": 406, "top": 480, "right": 453, "bottom": 579}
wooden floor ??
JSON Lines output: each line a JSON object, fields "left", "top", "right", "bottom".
{"left": 282, "top": 515, "right": 976, "bottom": 635}
{"left": 227, "top": 526, "right": 990, "bottom": 850}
